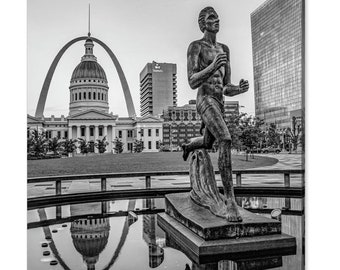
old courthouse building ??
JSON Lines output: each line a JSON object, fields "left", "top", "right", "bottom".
{"left": 28, "top": 36, "right": 163, "bottom": 153}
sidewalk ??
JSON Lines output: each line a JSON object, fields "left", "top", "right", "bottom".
{"left": 27, "top": 153, "right": 304, "bottom": 198}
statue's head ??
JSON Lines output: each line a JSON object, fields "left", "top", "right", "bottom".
{"left": 198, "top": 7, "right": 219, "bottom": 33}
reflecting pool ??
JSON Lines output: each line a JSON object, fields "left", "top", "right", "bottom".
{"left": 27, "top": 196, "right": 304, "bottom": 269}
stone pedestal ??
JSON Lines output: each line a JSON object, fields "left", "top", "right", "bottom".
{"left": 165, "top": 193, "right": 282, "bottom": 240}
{"left": 157, "top": 193, "right": 296, "bottom": 260}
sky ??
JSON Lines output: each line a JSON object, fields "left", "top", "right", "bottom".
{"left": 27, "top": 0, "right": 267, "bottom": 117}
{"left": 4, "top": 1, "right": 340, "bottom": 268}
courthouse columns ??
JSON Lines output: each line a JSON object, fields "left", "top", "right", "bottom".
{"left": 85, "top": 125, "right": 90, "bottom": 142}
{"left": 94, "top": 125, "right": 99, "bottom": 153}
{"left": 76, "top": 126, "right": 81, "bottom": 139}
{"left": 103, "top": 125, "right": 108, "bottom": 152}
{"left": 68, "top": 126, "right": 72, "bottom": 139}
{"left": 76, "top": 125, "right": 81, "bottom": 153}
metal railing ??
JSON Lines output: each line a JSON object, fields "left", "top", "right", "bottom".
{"left": 28, "top": 169, "right": 304, "bottom": 195}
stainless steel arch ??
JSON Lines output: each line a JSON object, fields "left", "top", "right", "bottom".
{"left": 34, "top": 36, "right": 136, "bottom": 118}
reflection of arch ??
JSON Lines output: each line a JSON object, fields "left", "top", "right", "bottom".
{"left": 35, "top": 36, "right": 136, "bottom": 118}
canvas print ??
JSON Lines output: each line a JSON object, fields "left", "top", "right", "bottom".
{"left": 27, "top": 0, "right": 304, "bottom": 269}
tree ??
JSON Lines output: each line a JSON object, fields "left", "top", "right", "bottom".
{"left": 133, "top": 139, "right": 144, "bottom": 153}
{"left": 157, "top": 140, "right": 164, "bottom": 152}
{"left": 265, "top": 123, "right": 281, "bottom": 147}
{"left": 62, "top": 138, "right": 78, "bottom": 156}
{"left": 238, "top": 115, "right": 265, "bottom": 160}
{"left": 227, "top": 112, "right": 246, "bottom": 151}
{"left": 113, "top": 137, "right": 124, "bottom": 154}
{"left": 95, "top": 136, "right": 109, "bottom": 154}
{"left": 48, "top": 137, "right": 62, "bottom": 155}
{"left": 78, "top": 138, "right": 90, "bottom": 154}
{"left": 28, "top": 129, "right": 48, "bottom": 158}
{"left": 285, "top": 116, "right": 303, "bottom": 153}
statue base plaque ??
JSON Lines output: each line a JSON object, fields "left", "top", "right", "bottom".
{"left": 157, "top": 193, "right": 296, "bottom": 258}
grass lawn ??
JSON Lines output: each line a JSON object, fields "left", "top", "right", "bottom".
{"left": 27, "top": 152, "right": 278, "bottom": 178}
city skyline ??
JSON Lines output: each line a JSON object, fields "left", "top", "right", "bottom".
{"left": 28, "top": 0, "right": 266, "bottom": 118}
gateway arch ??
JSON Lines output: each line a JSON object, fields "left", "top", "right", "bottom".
{"left": 34, "top": 36, "right": 136, "bottom": 118}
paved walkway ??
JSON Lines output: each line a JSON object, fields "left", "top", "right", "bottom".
{"left": 27, "top": 153, "right": 304, "bottom": 198}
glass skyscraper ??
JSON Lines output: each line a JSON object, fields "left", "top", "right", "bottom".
{"left": 251, "top": 0, "right": 304, "bottom": 128}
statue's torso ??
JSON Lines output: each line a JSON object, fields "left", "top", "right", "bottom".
{"left": 196, "top": 41, "right": 227, "bottom": 106}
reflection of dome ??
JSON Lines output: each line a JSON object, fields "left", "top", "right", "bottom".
{"left": 71, "top": 218, "right": 110, "bottom": 270}
{"left": 71, "top": 61, "right": 107, "bottom": 81}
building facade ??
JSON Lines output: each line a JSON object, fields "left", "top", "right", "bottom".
{"left": 28, "top": 37, "right": 163, "bottom": 153}
{"left": 140, "top": 62, "right": 177, "bottom": 117}
{"left": 224, "top": 101, "right": 239, "bottom": 119}
{"left": 251, "top": 0, "right": 304, "bottom": 128}
{"left": 161, "top": 100, "right": 239, "bottom": 150}
{"left": 162, "top": 100, "right": 201, "bottom": 150}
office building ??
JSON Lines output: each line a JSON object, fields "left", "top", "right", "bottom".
{"left": 224, "top": 101, "right": 239, "bottom": 119}
{"left": 161, "top": 100, "right": 239, "bottom": 150}
{"left": 251, "top": 0, "right": 304, "bottom": 128}
{"left": 140, "top": 62, "right": 177, "bottom": 117}
{"left": 162, "top": 100, "right": 201, "bottom": 149}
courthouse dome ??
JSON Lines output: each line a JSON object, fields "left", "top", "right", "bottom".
{"left": 70, "top": 37, "right": 107, "bottom": 82}
{"left": 71, "top": 61, "right": 107, "bottom": 81}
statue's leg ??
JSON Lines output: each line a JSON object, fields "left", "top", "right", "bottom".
{"left": 200, "top": 107, "right": 242, "bottom": 222}
{"left": 182, "top": 128, "right": 214, "bottom": 161}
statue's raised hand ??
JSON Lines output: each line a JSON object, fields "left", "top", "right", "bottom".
{"left": 212, "top": 53, "right": 227, "bottom": 71}
{"left": 239, "top": 79, "right": 249, "bottom": 93}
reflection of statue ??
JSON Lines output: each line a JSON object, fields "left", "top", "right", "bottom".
{"left": 182, "top": 7, "right": 249, "bottom": 222}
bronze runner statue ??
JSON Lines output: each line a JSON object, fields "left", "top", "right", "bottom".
{"left": 182, "top": 7, "right": 249, "bottom": 222}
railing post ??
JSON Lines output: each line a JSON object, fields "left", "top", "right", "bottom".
{"left": 236, "top": 173, "right": 242, "bottom": 187}
{"left": 56, "top": 205, "right": 62, "bottom": 219}
{"left": 145, "top": 175, "right": 151, "bottom": 189}
{"left": 101, "top": 201, "right": 107, "bottom": 214}
{"left": 284, "top": 173, "right": 290, "bottom": 187}
{"left": 56, "top": 180, "right": 62, "bottom": 195}
{"left": 101, "top": 177, "right": 107, "bottom": 191}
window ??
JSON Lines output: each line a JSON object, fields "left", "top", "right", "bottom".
{"left": 127, "top": 130, "right": 133, "bottom": 138}
{"left": 75, "top": 93, "right": 78, "bottom": 100}
{"left": 148, "top": 141, "right": 152, "bottom": 149}
{"left": 84, "top": 92, "right": 86, "bottom": 99}
{"left": 93, "top": 92, "right": 96, "bottom": 100}
{"left": 88, "top": 92, "right": 91, "bottom": 99}
{"left": 148, "top": 129, "right": 152, "bottom": 137}
{"left": 64, "top": 131, "right": 68, "bottom": 139}
{"left": 79, "top": 93, "right": 81, "bottom": 100}
{"left": 57, "top": 131, "right": 61, "bottom": 139}
{"left": 102, "top": 93, "right": 104, "bottom": 100}
{"left": 118, "top": 130, "right": 122, "bottom": 138}
{"left": 81, "top": 127, "right": 85, "bottom": 136}
{"left": 140, "top": 129, "right": 144, "bottom": 137}
{"left": 90, "top": 127, "right": 94, "bottom": 136}
{"left": 128, "top": 143, "right": 133, "bottom": 152}
{"left": 99, "top": 127, "right": 103, "bottom": 136}
{"left": 46, "top": 131, "right": 52, "bottom": 139}
{"left": 156, "top": 141, "right": 160, "bottom": 149}
{"left": 156, "top": 129, "right": 159, "bottom": 136}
